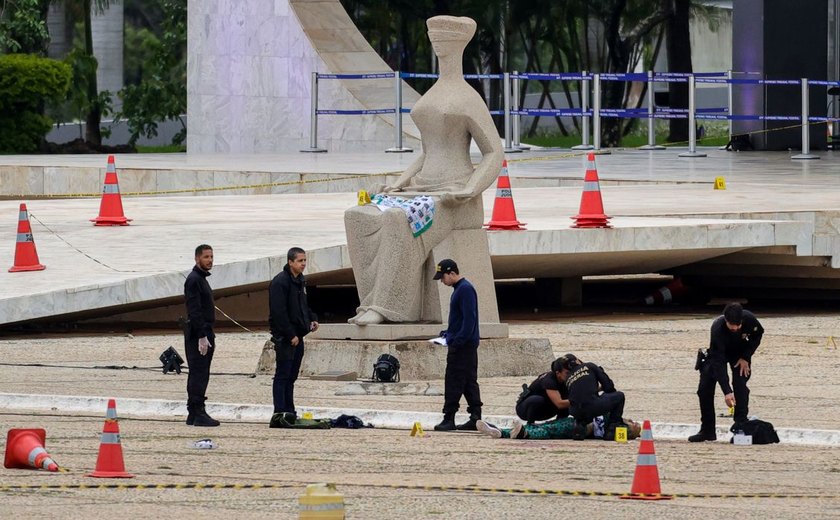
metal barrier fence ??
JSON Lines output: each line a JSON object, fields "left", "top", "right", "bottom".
{"left": 300, "top": 69, "right": 840, "bottom": 160}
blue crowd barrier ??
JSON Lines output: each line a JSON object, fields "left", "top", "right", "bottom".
{"left": 318, "top": 73, "right": 395, "bottom": 80}
{"left": 317, "top": 109, "right": 395, "bottom": 115}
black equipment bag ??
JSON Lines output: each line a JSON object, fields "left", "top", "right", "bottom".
{"left": 372, "top": 354, "right": 400, "bottom": 383}
{"left": 730, "top": 419, "right": 780, "bottom": 444}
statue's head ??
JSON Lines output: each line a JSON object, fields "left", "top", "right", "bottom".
{"left": 427, "top": 16, "right": 476, "bottom": 58}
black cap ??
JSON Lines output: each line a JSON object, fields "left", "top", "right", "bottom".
{"left": 433, "top": 259, "right": 459, "bottom": 280}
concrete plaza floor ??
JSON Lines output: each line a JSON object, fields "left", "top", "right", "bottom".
{"left": 2, "top": 312, "right": 840, "bottom": 518}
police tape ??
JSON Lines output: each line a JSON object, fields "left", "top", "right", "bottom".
{"left": 6, "top": 171, "right": 402, "bottom": 200}
{"left": 0, "top": 481, "right": 835, "bottom": 499}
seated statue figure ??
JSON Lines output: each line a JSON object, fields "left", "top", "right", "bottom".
{"left": 344, "top": 15, "right": 503, "bottom": 325}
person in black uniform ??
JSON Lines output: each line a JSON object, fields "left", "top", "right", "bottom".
{"left": 690, "top": 302, "right": 764, "bottom": 442}
{"left": 268, "top": 247, "right": 319, "bottom": 427}
{"left": 515, "top": 356, "right": 572, "bottom": 423}
{"left": 184, "top": 244, "right": 219, "bottom": 427}
{"left": 558, "top": 355, "right": 625, "bottom": 441}
{"left": 433, "top": 259, "right": 483, "bottom": 432}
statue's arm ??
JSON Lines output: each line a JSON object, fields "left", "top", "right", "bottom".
{"left": 371, "top": 153, "right": 425, "bottom": 194}
{"left": 462, "top": 105, "right": 504, "bottom": 197}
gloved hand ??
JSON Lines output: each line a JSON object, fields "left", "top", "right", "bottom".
{"left": 198, "top": 336, "right": 211, "bottom": 356}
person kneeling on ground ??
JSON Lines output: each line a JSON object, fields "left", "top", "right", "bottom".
{"left": 476, "top": 415, "right": 641, "bottom": 441}
{"left": 558, "top": 354, "right": 626, "bottom": 441}
{"left": 515, "top": 356, "right": 572, "bottom": 423}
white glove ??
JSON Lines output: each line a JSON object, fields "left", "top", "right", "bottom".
{"left": 198, "top": 336, "right": 211, "bottom": 356}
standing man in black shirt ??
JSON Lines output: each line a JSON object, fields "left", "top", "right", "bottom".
{"left": 559, "top": 355, "right": 625, "bottom": 441}
{"left": 515, "top": 356, "right": 572, "bottom": 423}
{"left": 690, "top": 302, "right": 764, "bottom": 442}
{"left": 433, "top": 259, "right": 483, "bottom": 432}
{"left": 269, "top": 247, "right": 319, "bottom": 427}
{"left": 184, "top": 244, "right": 219, "bottom": 427}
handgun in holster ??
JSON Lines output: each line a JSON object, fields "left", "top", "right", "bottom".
{"left": 694, "top": 348, "right": 708, "bottom": 371}
{"left": 178, "top": 316, "right": 191, "bottom": 338}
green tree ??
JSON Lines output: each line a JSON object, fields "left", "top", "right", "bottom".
{"left": 0, "top": 0, "right": 51, "bottom": 55}
{"left": 117, "top": 0, "right": 185, "bottom": 145}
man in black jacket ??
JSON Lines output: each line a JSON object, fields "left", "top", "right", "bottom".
{"left": 184, "top": 244, "right": 220, "bottom": 427}
{"left": 559, "top": 354, "right": 625, "bottom": 441}
{"left": 690, "top": 302, "right": 764, "bottom": 442}
{"left": 268, "top": 247, "right": 319, "bottom": 426}
{"left": 433, "top": 259, "right": 483, "bottom": 432}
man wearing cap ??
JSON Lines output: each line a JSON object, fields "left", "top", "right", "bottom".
{"left": 557, "top": 354, "right": 626, "bottom": 441}
{"left": 690, "top": 302, "right": 764, "bottom": 442}
{"left": 433, "top": 259, "right": 483, "bottom": 431}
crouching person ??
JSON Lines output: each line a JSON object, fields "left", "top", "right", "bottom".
{"left": 559, "top": 354, "right": 626, "bottom": 441}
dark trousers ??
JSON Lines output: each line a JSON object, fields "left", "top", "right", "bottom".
{"left": 273, "top": 338, "right": 305, "bottom": 414}
{"left": 571, "top": 391, "right": 625, "bottom": 426}
{"left": 185, "top": 331, "right": 215, "bottom": 411}
{"left": 516, "top": 395, "right": 569, "bottom": 423}
{"left": 443, "top": 346, "right": 482, "bottom": 416}
{"left": 697, "top": 362, "right": 752, "bottom": 432}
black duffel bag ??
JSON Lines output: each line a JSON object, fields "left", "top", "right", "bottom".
{"left": 730, "top": 419, "right": 780, "bottom": 444}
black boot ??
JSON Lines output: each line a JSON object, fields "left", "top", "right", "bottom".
{"left": 193, "top": 406, "right": 220, "bottom": 427}
{"left": 572, "top": 421, "right": 586, "bottom": 441}
{"left": 434, "top": 413, "right": 456, "bottom": 431}
{"left": 688, "top": 430, "right": 716, "bottom": 442}
{"left": 186, "top": 405, "right": 195, "bottom": 426}
{"left": 269, "top": 412, "right": 296, "bottom": 428}
{"left": 456, "top": 410, "right": 481, "bottom": 431}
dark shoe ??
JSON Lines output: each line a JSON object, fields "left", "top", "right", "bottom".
{"left": 269, "top": 412, "right": 297, "bottom": 428}
{"left": 193, "top": 411, "right": 220, "bottom": 427}
{"left": 186, "top": 412, "right": 195, "bottom": 426}
{"left": 572, "top": 421, "right": 586, "bottom": 441}
{"left": 456, "top": 417, "right": 479, "bottom": 431}
{"left": 688, "top": 431, "right": 717, "bottom": 442}
{"left": 510, "top": 421, "right": 527, "bottom": 439}
{"left": 434, "top": 414, "right": 457, "bottom": 431}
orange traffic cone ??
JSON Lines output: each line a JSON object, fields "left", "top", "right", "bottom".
{"left": 91, "top": 155, "right": 131, "bottom": 226}
{"left": 484, "top": 160, "right": 525, "bottom": 230}
{"left": 4, "top": 428, "right": 59, "bottom": 472}
{"left": 8, "top": 203, "right": 46, "bottom": 272}
{"left": 644, "top": 278, "right": 687, "bottom": 305}
{"left": 88, "top": 399, "right": 134, "bottom": 478}
{"left": 619, "top": 420, "right": 672, "bottom": 501}
{"left": 571, "top": 153, "right": 611, "bottom": 228}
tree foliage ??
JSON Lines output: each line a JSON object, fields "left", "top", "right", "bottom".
{"left": 117, "top": 0, "right": 186, "bottom": 146}
{"left": 0, "top": 0, "right": 50, "bottom": 54}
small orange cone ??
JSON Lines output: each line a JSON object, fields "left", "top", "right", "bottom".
{"left": 8, "top": 203, "right": 46, "bottom": 272}
{"left": 619, "top": 420, "right": 672, "bottom": 500}
{"left": 644, "top": 278, "right": 687, "bottom": 305}
{"left": 88, "top": 399, "right": 134, "bottom": 478}
{"left": 91, "top": 155, "right": 131, "bottom": 226}
{"left": 484, "top": 160, "right": 525, "bottom": 230}
{"left": 4, "top": 428, "right": 59, "bottom": 471}
{"left": 571, "top": 153, "right": 611, "bottom": 228}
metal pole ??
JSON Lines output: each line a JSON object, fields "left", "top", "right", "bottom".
{"left": 640, "top": 70, "right": 665, "bottom": 150}
{"left": 386, "top": 71, "right": 412, "bottom": 153}
{"left": 300, "top": 71, "right": 327, "bottom": 153}
{"left": 503, "top": 72, "right": 520, "bottom": 153}
{"left": 792, "top": 78, "right": 819, "bottom": 160}
{"left": 679, "top": 75, "right": 706, "bottom": 157}
{"left": 512, "top": 71, "right": 529, "bottom": 150}
{"left": 593, "top": 73, "right": 601, "bottom": 151}
{"left": 572, "top": 71, "right": 593, "bottom": 150}
{"left": 719, "top": 70, "right": 733, "bottom": 150}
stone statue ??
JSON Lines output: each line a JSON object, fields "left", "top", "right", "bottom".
{"left": 344, "top": 15, "right": 503, "bottom": 325}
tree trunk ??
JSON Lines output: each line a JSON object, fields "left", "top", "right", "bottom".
{"left": 83, "top": 0, "right": 102, "bottom": 145}
{"left": 666, "top": 0, "right": 693, "bottom": 142}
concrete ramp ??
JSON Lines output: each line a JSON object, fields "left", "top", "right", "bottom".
{"left": 187, "top": 0, "right": 420, "bottom": 154}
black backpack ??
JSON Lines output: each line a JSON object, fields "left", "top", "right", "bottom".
{"left": 372, "top": 354, "right": 400, "bottom": 383}
{"left": 730, "top": 419, "right": 780, "bottom": 444}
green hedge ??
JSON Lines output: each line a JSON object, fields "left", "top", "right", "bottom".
{"left": 0, "top": 54, "right": 72, "bottom": 153}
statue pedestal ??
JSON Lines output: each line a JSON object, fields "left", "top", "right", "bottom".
{"left": 255, "top": 333, "right": 554, "bottom": 380}
{"left": 312, "top": 323, "right": 508, "bottom": 341}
